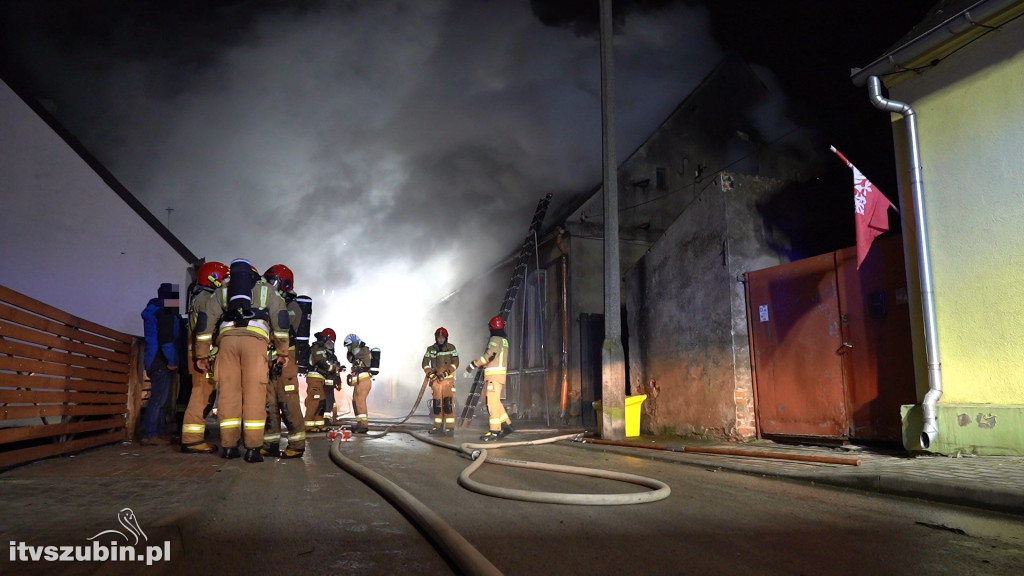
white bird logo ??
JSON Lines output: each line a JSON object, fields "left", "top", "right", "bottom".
{"left": 87, "top": 508, "right": 148, "bottom": 545}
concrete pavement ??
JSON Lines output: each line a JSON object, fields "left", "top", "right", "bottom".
{"left": 2, "top": 419, "right": 1023, "bottom": 574}
{"left": 570, "top": 433, "right": 1024, "bottom": 517}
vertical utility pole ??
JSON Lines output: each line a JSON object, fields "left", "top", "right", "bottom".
{"left": 599, "top": 0, "right": 625, "bottom": 440}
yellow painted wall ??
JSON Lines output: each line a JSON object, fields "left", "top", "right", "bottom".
{"left": 889, "top": 21, "right": 1024, "bottom": 404}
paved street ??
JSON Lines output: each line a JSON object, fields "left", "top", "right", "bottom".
{"left": 2, "top": 424, "right": 1023, "bottom": 575}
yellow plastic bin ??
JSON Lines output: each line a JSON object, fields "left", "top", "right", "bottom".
{"left": 592, "top": 394, "right": 647, "bottom": 438}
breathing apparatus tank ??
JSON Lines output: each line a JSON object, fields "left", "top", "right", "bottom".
{"left": 370, "top": 347, "right": 381, "bottom": 376}
{"left": 226, "top": 258, "right": 256, "bottom": 327}
{"left": 294, "top": 295, "right": 313, "bottom": 373}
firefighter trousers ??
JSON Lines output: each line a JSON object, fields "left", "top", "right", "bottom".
{"left": 264, "top": 349, "right": 305, "bottom": 451}
{"left": 430, "top": 377, "right": 456, "bottom": 430}
{"left": 351, "top": 372, "right": 372, "bottom": 426}
{"left": 303, "top": 372, "right": 326, "bottom": 429}
{"left": 181, "top": 345, "right": 215, "bottom": 446}
{"left": 484, "top": 377, "right": 511, "bottom": 432}
{"left": 214, "top": 334, "right": 270, "bottom": 449}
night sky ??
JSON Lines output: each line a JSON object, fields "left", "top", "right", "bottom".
{"left": 0, "top": 0, "right": 935, "bottom": 379}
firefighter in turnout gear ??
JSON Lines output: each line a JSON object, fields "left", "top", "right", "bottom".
{"left": 195, "top": 259, "right": 290, "bottom": 463}
{"left": 306, "top": 329, "right": 343, "bottom": 433}
{"left": 467, "top": 315, "right": 513, "bottom": 442}
{"left": 422, "top": 327, "right": 458, "bottom": 435}
{"left": 181, "top": 260, "right": 228, "bottom": 454}
{"left": 344, "top": 333, "right": 372, "bottom": 434}
{"left": 260, "top": 264, "right": 306, "bottom": 459}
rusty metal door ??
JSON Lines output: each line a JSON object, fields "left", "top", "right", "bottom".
{"left": 836, "top": 234, "right": 916, "bottom": 440}
{"left": 746, "top": 253, "right": 849, "bottom": 437}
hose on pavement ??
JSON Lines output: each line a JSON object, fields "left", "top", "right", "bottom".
{"left": 411, "top": 431, "right": 671, "bottom": 505}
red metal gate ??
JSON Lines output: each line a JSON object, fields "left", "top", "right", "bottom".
{"left": 746, "top": 235, "right": 914, "bottom": 441}
{"left": 747, "top": 253, "right": 849, "bottom": 437}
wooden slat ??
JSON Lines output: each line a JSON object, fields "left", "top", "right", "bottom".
{"left": 0, "top": 320, "right": 130, "bottom": 364}
{"left": 0, "top": 356, "right": 128, "bottom": 383}
{"left": 0, "top": 373, "right": 128, "bottom": 393}
{"left": 0, "top": 416, "right": 125, "bottom": 444}
{"left": 0, "top": 430, "right": 123, "bottom": 469}
{"left": 0, "top": 389, "right": 128, "bottom": 405}
{"left": 1, "top": 403, "right": 126, "bottom": 421}
{"left": 0, "top": 338, "right": 129, "bottom": 374}
{"left": 0, "top": 302, "right": 131, "bottom": 354}
{"left": 0, "top": 283, "right": 135, "bottom": 468}
{"left": 0, "top": 284, "right": 133, "bottom": 344}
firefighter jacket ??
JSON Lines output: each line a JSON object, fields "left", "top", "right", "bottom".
{"left": 471, "top": 333, "right": 508, "bottom": 378}
{"left": 194, "top": 279, "right": 289, "bottom": 359}
{"left": 347, "top": 342, "right": 373, "bottom": 374}
{"left": 422, "top": 342, "right": 459, "bottom": 379}
{"left": 309, "top": 341, "right": 342, "bottom": 381}
{"left": 188, "top": 288, "right": 214, "bottom": 342}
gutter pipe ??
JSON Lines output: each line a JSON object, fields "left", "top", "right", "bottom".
{"left": 866, "top": 76, "right": 943, "bottom": 449}
{"left": 851, "top": 0, "right": 1021, "bottom": 86}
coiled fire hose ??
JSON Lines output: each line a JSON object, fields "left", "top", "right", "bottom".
{"left": 329, "top": 428, "right": 671, "bottom": 575}
{"left": 414, "top": 432, "right": 671, "bottom": 505}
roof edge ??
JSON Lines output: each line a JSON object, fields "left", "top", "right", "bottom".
{"left": 850, "top": 0, "right": 1023, "bottom": 86}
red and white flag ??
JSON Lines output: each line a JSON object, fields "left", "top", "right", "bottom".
{"left": 831, "top": 146, "right": 895, "bottom": 269}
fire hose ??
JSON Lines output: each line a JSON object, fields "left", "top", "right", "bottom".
{"left": 329, "top": 420, "right": 670, "bottom": 575}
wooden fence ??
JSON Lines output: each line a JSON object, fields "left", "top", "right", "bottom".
{"left": 0, "top": 283, "right": 139, "bottom": 469}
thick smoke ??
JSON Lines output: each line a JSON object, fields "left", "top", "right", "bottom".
{"left": 1, "top": 0, "right": 725, "bottom": 407}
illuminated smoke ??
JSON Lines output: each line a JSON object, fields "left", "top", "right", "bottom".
{"left": 1, "top": 1, "right": 723, "bottom": 406}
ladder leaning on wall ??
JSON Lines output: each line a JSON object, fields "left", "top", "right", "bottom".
{"left": 458, "top": 193, "right": 552, "bottom": 428}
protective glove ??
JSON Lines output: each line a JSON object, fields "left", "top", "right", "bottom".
{"left": 428, "top": 372, "right": 437, "bottom": 381}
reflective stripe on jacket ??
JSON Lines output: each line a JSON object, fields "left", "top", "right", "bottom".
{"left": 473, "top": 335, "right": 508, "bottom": 376}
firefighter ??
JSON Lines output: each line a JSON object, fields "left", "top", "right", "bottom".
{"left": 344, "top": 333, "right": 372, "bottom": 434}
{"left": 260, "top": 264, "right": 306, "bottom": 459}
{"left": 181, "top": 260, "right": 229, "bottom": 454}
{"left": 466, "top": 315, "right": 513, "bottom": 442}
{"left": 422, "top": 326, "right": 459, "bottom": 435}
{"left": 306, "top": 328, "right": 343, "bottom": 433}
{"left": 195, "top": 259, "right": 290, "bottom": 463}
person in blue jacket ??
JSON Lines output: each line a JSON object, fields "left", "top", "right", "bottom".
{"left": 140, "top": 283, "right": 181, "bottom": 446}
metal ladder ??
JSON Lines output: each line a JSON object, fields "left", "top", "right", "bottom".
{"left": 458, "top": 193, "right": 552, "bottom": 428}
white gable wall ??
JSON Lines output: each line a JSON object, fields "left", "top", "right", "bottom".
{"left": 0, "top": 79, "right": 191, "bottom": 336}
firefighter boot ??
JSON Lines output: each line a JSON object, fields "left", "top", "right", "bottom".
{"left": 260, "top": 445, "right": 281, "bottom": 458}
{"left": 280, "top": 448, "right": 304, "bottom": 459}
{"left": 352, "top": 422, "right": 369, "bottom": 434}
{"left": 220, "top": 446, "right": 240, "bottom": 459}
{"left": 479, "top": 431, "right": 502, "bottom": 442}
{"left": 429, "top": 426, "right": 443, "bottom": 435}
{"left": 500, "top": 422, "right": 515, "bottom": 438}
{"left": 181, "top": 442, "right": 217, "bottom": 454}
{"left": 243, "top": 448, "right": 264, "bottom": 463}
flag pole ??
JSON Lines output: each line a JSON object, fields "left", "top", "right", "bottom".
{"left": 829, "top": 145, "right": 853, "bottom": 169}
{"left": 830, "top": 145, "right": 900, "bottom": 214}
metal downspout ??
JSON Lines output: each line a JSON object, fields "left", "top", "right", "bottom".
{"left": 867, "top": 76, "right": 943, "bottom": 449}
